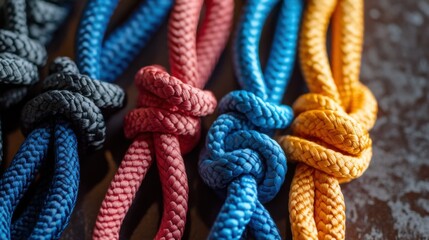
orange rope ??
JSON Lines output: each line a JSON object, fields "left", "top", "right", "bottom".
{"left": 278, "top": 0, "right": 378, "bottom": 239}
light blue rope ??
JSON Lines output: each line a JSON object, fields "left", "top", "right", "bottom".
{"left": 199, "top": 0, "right": 303, "bottom": 239}
{"left": 0, "top": 1, "right": 172, "bottom": 239}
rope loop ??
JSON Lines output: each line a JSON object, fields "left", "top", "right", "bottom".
{"left": 219, "top": 90, "right": 293, "bottom": 129}
{"left": 21, "top": 57, "right": 125, "bottom": 151}
{"left": 0, "top": 30, "right": 46, "bottom": 67}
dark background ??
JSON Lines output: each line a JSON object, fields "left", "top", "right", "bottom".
{"left": 3, "top": 0, "right": 429, "bottom": 239}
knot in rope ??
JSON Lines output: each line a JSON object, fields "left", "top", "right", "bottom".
{"left": 93, "top": 1, "right": 234, "bottom": 238}
{"left": 199, "top": 92, "right": 293, "bottom": 240}
{"left": 124, "top": 66, "right": 217, "bottom": 154}
{"left": 278, "top": 84, "right": 377, "bottom": 240}
{"left": 281, "top": 83, "right": 377, "bottom": 183}
{"left": 0, "top": 23, "right": 46, "bottom": 109}
{"left": 278, "top": 0, "right": 378, "bottom": 238}
{"left": 200, "top": 90, "right": 293, "bottom": 203}
{"left": 198, "top": 0, "right": 303, "bottom": 238}
{"left": 21, "top": 57, "right": 125, "bottom": 151}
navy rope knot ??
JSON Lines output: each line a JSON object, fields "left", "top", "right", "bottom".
{"left": 21, "top": 57, "right": 125, "bottom": 151}
{"left": 0, "top": 24, "right": 46, "bottom": 109}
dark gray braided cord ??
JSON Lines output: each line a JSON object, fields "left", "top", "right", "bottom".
{"left": 0, "top": 0, "right": 72, "bottom": 162}
{"left": 22, "top": 57, "right": 125, "bottom": 152}
{"left": 27, "top": 0, "right": 73, "bottom": 45}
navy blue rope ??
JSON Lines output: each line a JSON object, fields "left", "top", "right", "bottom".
{"left": 199, "top": 0, "right": 303, "bottom": 239}
{"left": 0, "top": 1, "right": 172, "bottom": 239}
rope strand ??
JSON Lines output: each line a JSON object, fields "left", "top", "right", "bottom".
{"left": 93, "top": 1, "right": 234, "bottom": 239}
{"left": 0, "top": 1, "right": 171, "bottom": 239}
{"left": 199, "top": 0, "right": 303, "bottom": 239}
{"left": 277, "top": 0, "right": 378, "bottom": 239}
{"left": 0, "top": 0, "right": 70, "bottom": 163}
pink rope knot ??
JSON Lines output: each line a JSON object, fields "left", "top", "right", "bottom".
{"left": 124, "top": 65, "right": 217, "bottom": 153}
{"left": 93, "top": 1, "right": 234, "bottom": 238}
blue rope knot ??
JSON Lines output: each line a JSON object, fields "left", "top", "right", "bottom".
{"left": 199, "top": 90, "right": 293, "bottom": 239}
{"left": 200, "top": 90, "right": 293, "bottom": 202}
{"left": 0, "top": 29, "right": 46, "bottom": 108}
{"left": 198, "top": 0, "right": 303, "bottom": 238}
{"left": 21, "top": 57, "right": 125, "bottom": 151}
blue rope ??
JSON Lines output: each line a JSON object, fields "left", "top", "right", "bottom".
{"left": 199, "top": 0, "right": 303, "bottom": 239}
{"left": 77, "top": 0, "right": 173, "bottom": 81}
{"left": 0, "top": 1, "right": 172, "bottom": 239}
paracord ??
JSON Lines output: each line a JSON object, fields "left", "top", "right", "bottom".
{"left": 93, "top": 1, "right": 234, "bottom": 239}
{"left": 278, "top": 0, "right": 378, "bottom": 239}
{"left": 199, "top": 0, "right": 303, "bottom": 239}
{"left": 0, "top": 1, "right": 172, "bottom": 239}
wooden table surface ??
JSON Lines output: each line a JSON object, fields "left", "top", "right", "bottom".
{"left": 3, "top": 0, "right": 429, "bottom": 239}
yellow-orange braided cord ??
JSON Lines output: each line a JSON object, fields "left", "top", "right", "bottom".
{"left": 278, "top": 0, "right": 378, "bottom": 239}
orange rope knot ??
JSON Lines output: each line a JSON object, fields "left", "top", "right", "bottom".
{"left": 278, "top": 0, "right": 378, "bottom": 239}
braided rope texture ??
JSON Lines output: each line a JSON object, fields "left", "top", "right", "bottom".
{"left": 277, "top": 0, "right": 378, "bottom": 239}
{"left": 0, "top": 0, "right": 71, "bottom": 163}
{"left": 0, "top": 1, "right": 171, "bottom": 239}
{"left": 0, "top": 57, "right": 123, "bottom": 240}
{"left": 77, "top": 0, "right": 173, "bottom": 81}
{"left": 199, "top": 0, "right": 303, "bottom": 239}
{"left": 93, "top": 1, "right": 234, "bottom": 239}
{"left": 27, "top": 0, "right": 73, "bottom": 45}
{"left": 0, "top": 0, "right": 71, "bottom": 235}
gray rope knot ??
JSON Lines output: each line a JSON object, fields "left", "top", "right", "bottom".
{"left": 21, "top": 57, "right": 125, "bottom": 151}
{"left": 0, "top": 29, "right": 47, "bottom": 109}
